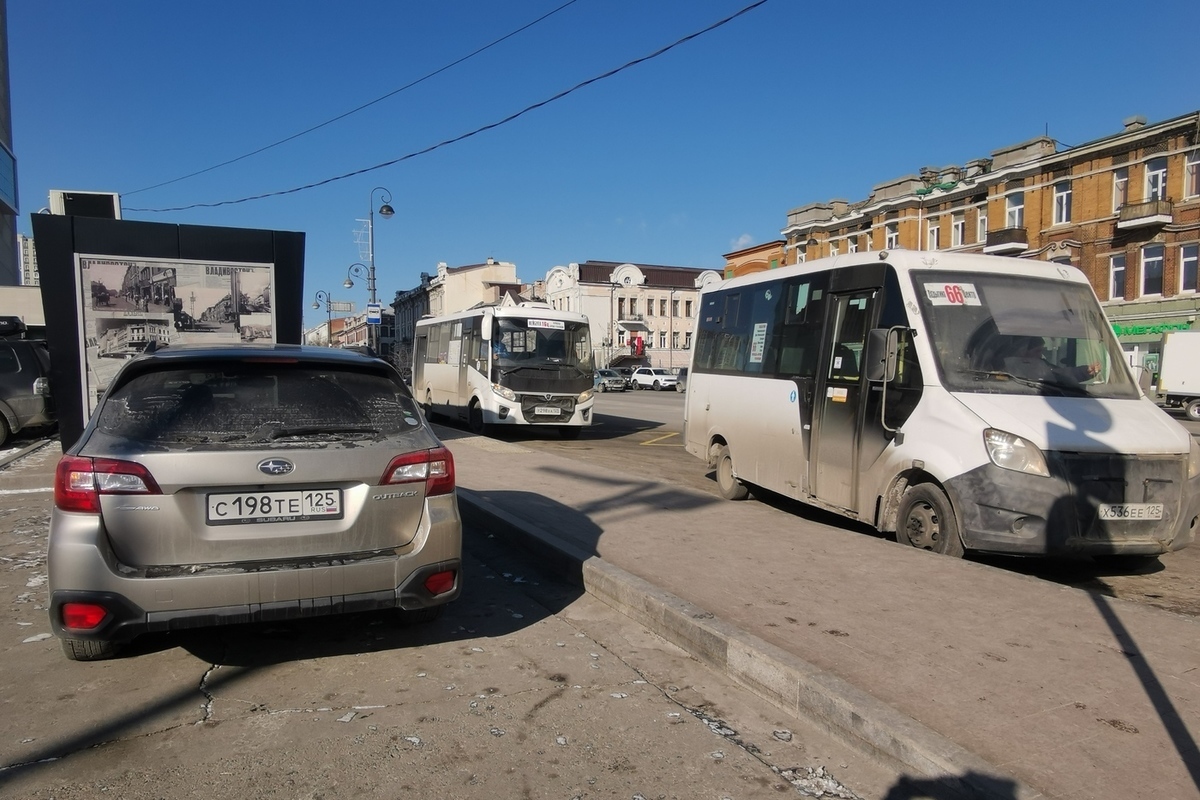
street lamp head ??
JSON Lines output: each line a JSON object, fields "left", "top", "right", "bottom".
{"left": 343, "top": 277, "right": 354, "bottom": 289}
{"left": 377, "top": 202, "right": 395, "bottom": 218}
{"left": 311, "top": 300, "right": 320, "bottom": 310}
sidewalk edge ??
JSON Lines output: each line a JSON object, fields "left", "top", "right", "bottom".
{"left": 458, "top": 487, "right": 1044, "bottom": 800}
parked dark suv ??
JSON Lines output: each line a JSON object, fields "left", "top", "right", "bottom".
{"left": 0, "top": 339, "right": 55, "bottom": 447}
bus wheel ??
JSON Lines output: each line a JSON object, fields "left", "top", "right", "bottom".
{"left": 559, "top": 426, "right": 581, "bottom": 440}
{"left": 714, "top": 444, "right": 749, "bottom": 501}
{"left": 468, "top": 401, "right": 488, "bottom": 436}
{"left": 896, "top": 484, "right": 964, "bottom": 557}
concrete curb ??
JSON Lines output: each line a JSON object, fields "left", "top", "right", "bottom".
{"left": 458, "top": 487, "right": 1043, "bottom": 800}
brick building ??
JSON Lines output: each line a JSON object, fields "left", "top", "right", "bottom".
{"left": 776, "top": 111, "right": 1200, "bottom": 371}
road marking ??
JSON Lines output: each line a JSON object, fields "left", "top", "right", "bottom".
{"left": 640, "top": 432, "right": 683, "bottom": 447}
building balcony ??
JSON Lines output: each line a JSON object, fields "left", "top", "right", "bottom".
{"left": 1116, "top": 198, "right": 1173, "bottom": 230}
{"left": 982, "top": 227, "right": 1028, "bottom": 255}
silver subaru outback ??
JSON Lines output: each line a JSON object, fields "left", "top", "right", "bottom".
{"left": 48, "top": 344, "right": 462, "bottom": 660}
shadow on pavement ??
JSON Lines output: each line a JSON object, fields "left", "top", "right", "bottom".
{"left": 881, "top": 770, "right": 1020, "bottom": 800}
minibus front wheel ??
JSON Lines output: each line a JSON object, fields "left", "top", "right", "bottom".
{"left": 896, "top": 484, "right": 964, "bottom": 558}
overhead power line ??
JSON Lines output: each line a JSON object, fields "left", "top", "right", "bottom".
{"left": 128, "top": 0, "right": 770, "bottom": 214}
{"left": 122, "top": 0, "right": 583, "bottom": 197}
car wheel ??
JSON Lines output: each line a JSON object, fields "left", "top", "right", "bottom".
{"left": 598, "top": 383, "right": 606, "bottom": 393}
{"left": 0, "top": 415, "right": 9, "bottom": 449}
{"left": 1186, "top": 399, "right": 1200, "bottom": 420}
{"left": 676, "top": 383, "right": 684, "bottom": 393}
{"left": 653, "top": 381, "right": 661, "bottom": 390}
{"left": 468, "top": 400, "right": 488, "bottom": 436}
{"left": 61, "top": 637, "right": 120, "bottom": 661}
{"left": 396, "top": 605, "right": 444, "bottom": 626}
{"left": 895, "top": 483, "right": 965, "bottom": 557}
{"left": 714, "top": 443, "right": 749, "bottom": 501}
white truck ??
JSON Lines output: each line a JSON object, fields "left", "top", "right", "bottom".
{"left": 1157, "top": 331, "right": 1200, "bottom": 420}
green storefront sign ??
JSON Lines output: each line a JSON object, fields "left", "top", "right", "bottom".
{"left": 1111, "top": 321, "right": 1192, "bottom": 337}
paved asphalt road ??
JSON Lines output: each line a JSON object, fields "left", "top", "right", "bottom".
{"left": 0, "top": 440, "right": 905, "bottom": 800}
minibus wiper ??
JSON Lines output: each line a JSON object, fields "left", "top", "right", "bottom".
{"left": 964, "top": 369, "right": 1089, "bottom": 397}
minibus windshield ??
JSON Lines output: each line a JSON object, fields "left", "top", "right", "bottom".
{"left": 913, "top": 271, "right": 1139, "bottom": 399}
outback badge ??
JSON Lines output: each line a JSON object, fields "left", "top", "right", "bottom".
{"left": 257, "top": 458, "right": 295, "bottom": 476}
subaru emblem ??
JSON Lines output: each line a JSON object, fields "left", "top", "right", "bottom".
{"left": 258, "top": 458, "right": 295, "bottom": 476}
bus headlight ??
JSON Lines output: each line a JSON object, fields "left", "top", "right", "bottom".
{"left": 578, "top": 389, "right": 594, "bottom": 404}
{"left": 1188, "top": 438, "right": 1200, "bottom": 480}
{"left": 492, "top": 384, "right": 517, "bottom": 402}
{"left": 983, "top": 429, "right": 1050, "bottom": 477}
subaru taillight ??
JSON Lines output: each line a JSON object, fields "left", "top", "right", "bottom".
{"left": 380, "top": 447, "right": 456, "bottom": 497}
{"left": 54, "top": 456, "right": 162, "bottom": 513}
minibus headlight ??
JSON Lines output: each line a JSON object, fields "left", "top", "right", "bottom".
{"left": 492, "top": 383, "right": 517, "bottom": 402}
{"left": 1188, "top": 438, "right": 1200, "bottom": 480}
{"left": 983, "top": 429, "right": 1050, "bottom": 477}
{"left": 578, "top": 389, "right": 594, "bottom": 403}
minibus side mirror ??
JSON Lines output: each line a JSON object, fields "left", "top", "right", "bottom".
{"left": 481, "top": 312, "right": 493, "bottom": 341}
{"left": 865, "top": 328, "right": 899, "bottom": 383}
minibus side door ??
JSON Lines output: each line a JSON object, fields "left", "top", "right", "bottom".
{"left": 811, "top": 290, "right": 877, "bottom": 512}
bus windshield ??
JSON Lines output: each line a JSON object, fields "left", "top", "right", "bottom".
{"left": 913, "top": 271, "right": 1139, "bottom": 399}
{"left": 492, "top": 317, "right": 594, "bottom": 377}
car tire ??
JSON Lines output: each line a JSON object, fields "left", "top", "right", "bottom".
{"left": 653, "top": 381, "right": 661, "bottom": 390}
{"left": 895, "top": 483, "right": 965, "bottom": 557}
{"left": 0, "top": 416, "right": 9, "bottom": 449}
{"left": 61, "top": 637, "right": 120, "bottom": 661}
{"left": 714, "top": 443, "right": 749, "bottom": 501}
{"left": 1186, "top": 399, "right": 1200, "bottom": 420}
{"left": 598, "top": 384, "right": 606, "bottom": 393}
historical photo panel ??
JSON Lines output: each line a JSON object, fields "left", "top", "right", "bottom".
{"left": 77, "top": 255, "right": 276, "bottom": 416}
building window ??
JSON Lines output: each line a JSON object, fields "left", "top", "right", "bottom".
{"left": 885, "top": 223, "right": 899, "bottom": 249}
{"left": 1113, "top": 167, "right": 1128, "bottom": 212}
{"left": 671, "top": 331, "right": 680, "bottom": 350}
{"left": 630, "top": 299, "right": 638, "bottom": 316}
{"left": 671, "top": 298, "right": 679, "bottom": 317}
{"left": 1141, "top": 244, "right": 1164, "bottom": 296}
{"left": 976, "top": 208, "right": 988, "bottom": 242}
{"left": 848, "top": 238, "right": 858, "bottom": 254}
{"left": 926, "top": 218, "right": 940, "bottom": 250}
{"left": 617, "top": 298, "right": 626, "bottom": 318}
{"left": 951, "top": 213, "right": 965, "bottom": 247}
{"left": 1005, "top": 192, "right": 1024, "bottom": 228}
{"left": 1182, "top": 243, "right": 1199, "bottom": 293}
{"left": 1110, "top": 254, "right": 1126, "bottom": 300}
{"left": 659, "top": 332, "right": 667, "bottom": 349}
{"left": 660, "top": 299, "right": 668, "bottom": 316}
{"left": 1185, "top": 151, "right": 1200, "bottom": 199}
{"left": 1053, "top": 181, "right": 1072, "bottom": 225}
{"left": 684, "top": 331, "right": 693, "bottom": 349}
{"left": 864, "top": 232, "right": 873, "bottom": 251}
{"left": 1145, "top": 157, "right": 1167, "bottom": 201}
{"left": 684, "top": 300, "right": 692, "bottom": 317}
{"left": 830, "top": 242, "right": 839, "bottom": 257}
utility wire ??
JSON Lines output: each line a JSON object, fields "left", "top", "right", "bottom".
{"left": 122, "top": 0, "right": 583, "bottom": 197}
{"left": 129, "top": 0, "right": 770, "bottom": 213}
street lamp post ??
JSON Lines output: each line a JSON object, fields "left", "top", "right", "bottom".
{"left": 343, "top": 263, "right": 370, "bottom": 350}
{"left": 346, "top": 187, "right": 394, "bottom": 355}
{"left": 312, "top": 290, "right": 334, "bottom": 346}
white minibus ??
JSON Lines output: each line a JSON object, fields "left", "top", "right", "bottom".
{"left": 413, "top": 303, "right": 595, "bottom": 438}
{"left": 683, "top": 251, "right": 1200, "bottom": 561}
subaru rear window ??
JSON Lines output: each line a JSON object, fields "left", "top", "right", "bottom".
{"left": 94, "top": 364, "right": 424, "bottom": 444}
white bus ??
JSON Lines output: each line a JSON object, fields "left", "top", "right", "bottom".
{"left": 684, "top": 251, "right": 1200, "bottom": 562}
{"left": 413, "top": 303, "right": 595, "bottom": 438}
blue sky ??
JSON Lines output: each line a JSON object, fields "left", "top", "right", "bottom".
{"left": 10, "top": 0, "right": 1200, "bottom": 330}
